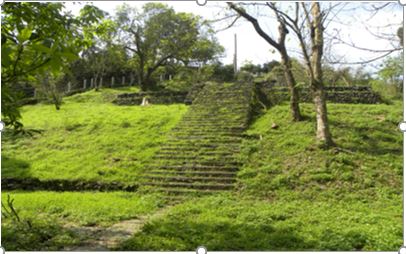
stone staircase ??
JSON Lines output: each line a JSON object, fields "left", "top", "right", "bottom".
{"left": 140, "top": 82, "right": 254, "bottom": 197}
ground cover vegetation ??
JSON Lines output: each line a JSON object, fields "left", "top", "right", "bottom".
{"left": 2, "top": 88, "right": 187, "bottom": 185}
{"left": 1, "top": 1, "right": 403, "bottom": 252}
{"left": 117, "top": 102, "right": 402, "bottom": 251}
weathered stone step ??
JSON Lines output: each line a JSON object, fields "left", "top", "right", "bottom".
{"left": 177, "top": 119, "right": 246, "bottom": 124}
{"left": 167, "top": 136, "right": 243, "bottom": 142}
{"left": 195, "top": 93, "right": 247, "bottom": 98}
{"left": 139, "top": 82, "right": 253, "bottom": 197}
{"left": 153, "top": 187, "right": 225, "bottom": 196}
{"left": 171, "top": 126, "right": 245, "bottom": 132}
{"left": 158, "top": 147, "right": 240, "bottom": 154}
{"left": 147, "top": 170, "right": 237, "bottom": 177}
{"left": 176, "top": 122, "right": 246, "bottom": 127}
{"left": 188, "top": 108, "right": 249, "bottom": 114}
{"left": 194, "top": 94, "right": 250, "bottom": 100}
{"left": 152, "top": 154, "right": 237, "bottom": 161}
{"left": 183, "top": 109, "right": 248, "bottom": 115}
{"left": 156, "top": 151, "right": 235, "bottom": 156}
{"left": 164, "top": 142, "right": 241, "bottom": 149}
{"left": 193, "top": 96, "right": 248, "bottom": 101}
{"left": 168, "top": 131, "right": 243, "bottom": 137}
{"left": 150, "top": 160, "right": 241, "bottom": 167}
{"left": 142, "top": 175, "right": 236, "bottom": 184}
{"left": 144, "top": 181, "right": 234, "bottom": 190}
{"left": 160, "top": 143, "right": 241, "bottom": 150}
{"left": 194, "top": 100, "right": 249, "bottom": 105}
{"left": 147, "top": 164, "right": 238, "bottom": 171}
{"left": 180, "top": 118, "right": 246, "bottom": 123}
{"left": 171, "top": 127, "right": 245, "bottom": 133}
{"left": 186, "top": 105, "right": 249, "bottom": 110}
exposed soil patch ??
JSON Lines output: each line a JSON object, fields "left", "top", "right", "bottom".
{"left": 63, "top": 206, "right": 172, "bottom": 251}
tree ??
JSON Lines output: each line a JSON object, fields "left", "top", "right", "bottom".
{"left": 307, "top": 2, "right": 334, "bottom": 147}
{"left": 228, "top": 2, "right": 337, "bottom": 146}
{"left": 267, "top": 2, "right": 336, "bottom": 146}
{"left": 228, "top": 2, "right": 303, "bottom": 122}
{"left": 1, "top": 2, "right": 104, "bottom": 130}
{"left": 211, "top": 62, "right": 235, "bottom": 82}
{"left": 267, "top": 58, "right": 307, "bottom": 87}
{"left": 115, "top": 3, "right": 223, "bottom": 91}
{"left": 326, "top": 3, "right": 402, "bottom": 66}
{"left": 378, "top": 55, "right": 403, "bottom": 92}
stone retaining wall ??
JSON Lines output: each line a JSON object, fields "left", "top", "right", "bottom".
{"left": 2, "top": 177, "right": 138, "bottom": 192}
{"left": 257, "top": 83, "right": 381, "bottom": 105}
{"left": 114, "top": 91, "right": 188, "bottom": 105}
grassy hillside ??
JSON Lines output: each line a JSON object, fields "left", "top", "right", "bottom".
{"left": 2, "top": 88, "right": 188, "bottom": 185}
{"left": 118, "top": 102, "right": 402, "bottom": 251}
{"left": 2, "top": 87, "right": 177, "bottom": 250}
{"left": 2, "top": 87, "right": 402, "bottom": 251}
{"left": 2, "top": 191, "right": 164, "bottom": 250}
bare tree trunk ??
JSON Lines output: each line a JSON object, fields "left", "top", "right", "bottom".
{"left": 280, "top": 49, "right": 302, "bottom": 121}
{"left": 227, "top": 2, "right": 302, "bottom": 122}
{"left": 310, "top": 2, "right": 334, "bottom": 147}
{"left": 312, "top": 83, "right": 332, "bottom": 146}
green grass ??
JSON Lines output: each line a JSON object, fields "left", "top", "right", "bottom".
{"left": 239, "top": 102, "right": 402, "bottom": 201}
{"left": 65, "top": 86, "right": 140, "bottom": 104}
{"left": 2, "top": 191, "right": 164, "bottom": 250}
{"left": 2, "top": 87, "right": 188, "bottom": 185}
{"left": 3, "top": 87, "right": 402, "bottom": 251}
{"left": 118, "top": 101, "right": 402, "bottom": 251}
{"left": 118, "top": 193, "right": 401, "bottom": 251}
{"left": 2, "top": 191, "right": 164, "bottom": 226}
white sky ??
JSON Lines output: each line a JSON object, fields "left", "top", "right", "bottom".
{"left": 64, "top": 1, "right": 403, "bottom": 73}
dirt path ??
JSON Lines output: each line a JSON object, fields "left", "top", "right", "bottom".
{"left": 63, "top": 206, "right": 172, "bottom": 251}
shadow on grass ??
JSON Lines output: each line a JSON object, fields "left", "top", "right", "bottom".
{"left": 2, "top": 155, "right": 32, "bottom": 178}
{"left": 330, "top": 120, "right": 401, "bottom": 156}
{"left": 118, "top": 219, "right": 312, "bottom": 251}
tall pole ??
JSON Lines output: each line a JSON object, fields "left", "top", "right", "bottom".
{"left": 233, "top": 33, "right": 237, "bottom": 75}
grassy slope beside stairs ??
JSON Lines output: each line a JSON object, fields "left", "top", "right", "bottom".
{"left": 118, "top": 101, "right": 402, "bottom": 251}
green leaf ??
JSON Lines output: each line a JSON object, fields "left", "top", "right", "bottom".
{"left": 1, "top": 44, "right": 12, "bottom": 67}
{"left": 17, "top": 27, "right": 32, "bottom": 43}
{"left": 58, "top": 51, "right": 79, "bottom": 61}
{"left": 31, "top": 43, "right": 52, "bottom": 54}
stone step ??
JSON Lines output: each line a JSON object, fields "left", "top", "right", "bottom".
{"left": 188, "top": 106, "right": 249, "bottom": 111}
{"left": 164, "top": 142, "right": 242, "bottom": 149}
{"left": 143, "top": 181, "right": 234, "bottom": 190}
{"left": 156, "top": 151, "right": 235, "bottom": 156}
{"left": 142, "top": 175, "right": 236, "bottom": 184}
{"left": 188, "top": 108, "right": 249, "bottom": 114}
{"left": 159, "top": 147, "right": 240, "bottom": 154}
{"left": 171, "top": 126, "right": 245, "bottom": 132}
{"left": 167, "top": 136, "right": 243, "bottom": 142}
{"left": 160, "top": 142, "right": 241, "bottom": 150}
{"left": 177, "top": 119, "right": 246, "bottom": 124}
{"left": 147, "top": 164, "right": 238, "bottom": 171}
{"left": 150, "top": 160, "right": 242, "bottom": 167}
{"left": 168, "top": 131, "right": 243, "bottom": 137}
{"left": 139, "top": 82, "right": 253, "bottom": 196}
{"left": 194, "top": 95, "right": 248, "bottom": 100}
{"left": 180, "top": 118, "right": 247, "bottom": 123}
{"left": 152, "top": 154, "right": 238, "bottom": 161}
{"left": 154, "top": 187, "right": 225, "bottom": 196}
{"left": 183, "top": 110, "right": 248, "bottom": 115}
{"left": 194, "top": 96, "right": 250, "bottom": 101}
{"left": 176, "top": 122, "right": 247, "bottom": 127}
{"left": 147, "top": 170, "right": 237, "bottom": 177}
{"left": 193, "top": 95, "right": 249, "bottom": 100}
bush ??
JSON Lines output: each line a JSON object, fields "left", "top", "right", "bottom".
{"left": 371, "top": 80, "right": 401, "bottom": 101}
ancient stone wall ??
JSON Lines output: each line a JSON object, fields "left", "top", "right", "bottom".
{"left": 256, "top": 83, "right": 381, "bottom": 105}
{"left": 114, "top": 91, "right": 188, "bottom": 105}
